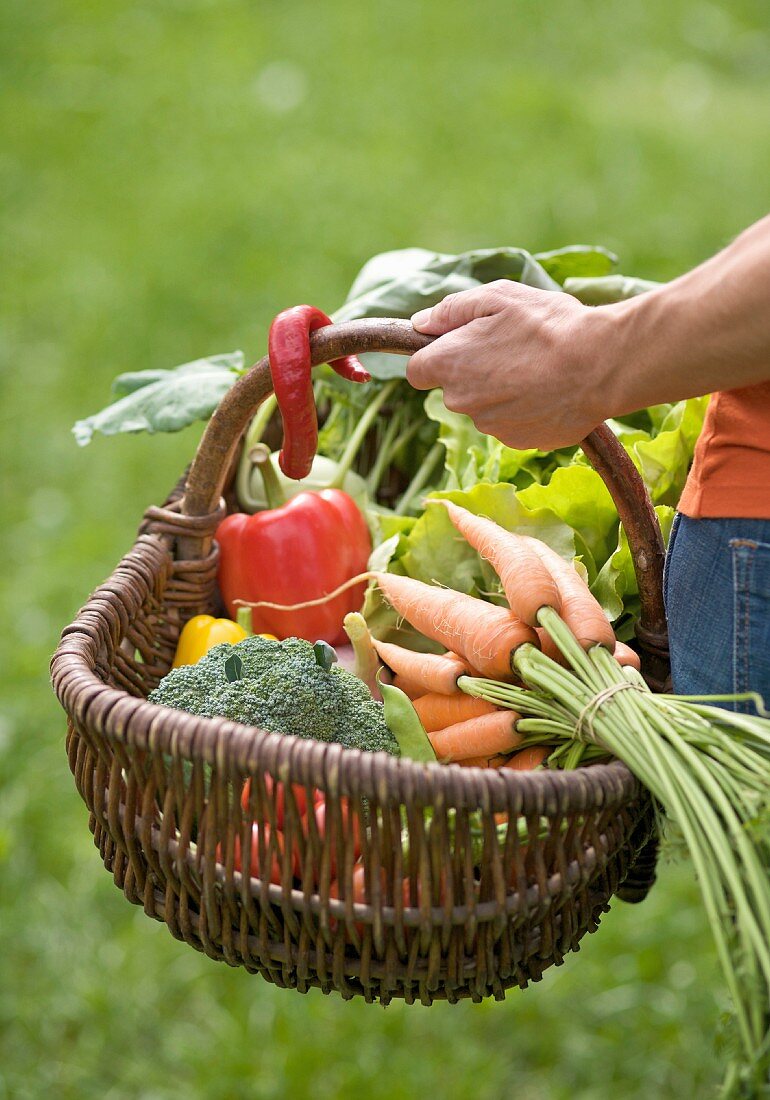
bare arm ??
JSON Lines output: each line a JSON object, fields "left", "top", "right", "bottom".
{"left": 407, "top": 214, "right": 770, "bottom": 450}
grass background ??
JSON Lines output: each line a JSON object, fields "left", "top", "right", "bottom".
{"left": 3, "top": 1, "right": 770, "bottom": 1096}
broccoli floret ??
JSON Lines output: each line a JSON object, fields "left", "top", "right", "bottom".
{"left": 148, "top": 659, "right": 222, "bottom": 716}
{"left": 148, "top": 634, "right": 399, "bottom": 756}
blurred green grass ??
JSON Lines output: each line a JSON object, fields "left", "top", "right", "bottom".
{"left": 2, "top": 1, "right": 770, "bottom": 1096}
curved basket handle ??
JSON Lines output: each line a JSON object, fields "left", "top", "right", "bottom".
{"left": 181, "top": 317, "right": 667, "bottom": 655}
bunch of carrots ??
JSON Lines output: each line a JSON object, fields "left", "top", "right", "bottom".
{"left": 356, "top": 499, "right": 638, "bottom": 770}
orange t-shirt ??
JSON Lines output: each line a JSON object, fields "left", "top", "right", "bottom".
{"left": 678, "top": 381, "right": 770, "bottom": 518}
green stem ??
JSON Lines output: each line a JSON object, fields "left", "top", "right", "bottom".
{"left": 514, "top": 718, "right": 572, "bottom": 736}
{"left": 587, "top": 649, "right": 768, "bottom": 1059}
{"left": 535, "top": 606, "right": 607, "bottom": 694}
{"left": 395, "top": 441, "right": 444, "bottom": 516}
{"left": 637, "top": 696, "right": 770, "bottom": 975}
{"left": 367, "top": 416, "right": 432, "bottom": 502}
{"left": 236, "top": 606, "right": 253, "bottom": 635}
{"left": 247, "top": 393, "right": 278, "bottom": 447}
{"left": 458, "top": 674, "right": 573, "bottom": 722}
{"left": 584, "top": 717, "right": 759, "bottom": 1058}
{"left": 365, "top": 411, "right": 403, "bottom": 497}
{"left": 235, "top": 395, "right": 279, "bottom": 510}
{"left": 467, "top": 624, "right": 770, "bottom": 1070}
{"left": 561, "top": 741, "right": 589, "bottom": 769}
{"left": 388, "top": 416, "right": 428, "bottom": 461}
{"left": 692, "top": 705, "right": 770, "bottom": 739}
{"left": 252, "top": 443, "right": 286, "bottom": 510}
{"left": 671, "top": 692, "right": 770, "bottom": 718}
{"left": 327, "top": 379, "right": 400, "bottom": 490}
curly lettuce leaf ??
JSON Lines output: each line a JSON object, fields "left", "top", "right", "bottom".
{"left": 629, "top": 396, "right": 709, "bottom": 505}
{"left": 517, "top": 466, "right": 618, "bottom": 581}
{"left": 424, "top": 389, "right": 547, "bottom": 491}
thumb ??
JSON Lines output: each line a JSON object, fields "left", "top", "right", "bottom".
{"left": 411, "top": 282, "right": 514, "bottom": 335}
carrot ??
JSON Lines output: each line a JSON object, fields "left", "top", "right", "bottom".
{"left": 503, "top": 746, "right": 550, "bottom": 771}
{"left": 391, "top": 673, "right": 426, "bottom": 700}
{"left": 537, "top": 628, "right": 634, "bottom": 672}
{"left": 373, "top": 572, "right": 537, "bottom": 682}
{"left": 614, "top": 640, "right": 641, "bottom": 670}
{"left": 429, "top": 710, "right": 522, "bottom": 762}
{"left": 412, "top": 692, "right": 498, "bottom": 732}
{"left": 436, "top": 501, "right": 561, "bottom": 626}
{"left": 458, "top": 754, "right": 510, "bottom": 769}
{"left": 535, "top": 626, "right": 568, "bottom": 666}
{"left": 371, "top": 637, "right": 470, "bottom": 695}
{"left": 520, "top": 537, "right": 616, "bottom": 651}
{"left": 437, "top": 650, "right": 489, "bottom": 680}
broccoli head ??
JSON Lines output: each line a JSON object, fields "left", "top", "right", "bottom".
{"left": 148, "top": 634, "right": 399, "bottom": 756}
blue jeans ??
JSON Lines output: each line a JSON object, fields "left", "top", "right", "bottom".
{"left": 664, "top": 514, "right": 770, "bottom": 713}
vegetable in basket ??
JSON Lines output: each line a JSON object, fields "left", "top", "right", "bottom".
{"left": 268, "top": 304, "right": 370, "bottom": 479}
{"left": 61, "top": 300, "right": 684, "bottom": 1019}
{"left": 149, "top": 634, "right": 399, "bottom": 756}
{"left": 216, "top": 444, "right": 371, "bottom": 645}
{"left": 172, "top": 613, "right": 277, "bottom": 667}
{"left": 172, "top": 613, "right": 249, "bottom": 667}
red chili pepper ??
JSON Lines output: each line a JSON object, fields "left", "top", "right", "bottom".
{"left": 215, "top": 480, "right": 371, "bottom": 645}
{"left": 268, "top": 305, "right": 370, "bottom": 480}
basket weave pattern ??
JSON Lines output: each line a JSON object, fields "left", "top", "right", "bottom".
{"left": 52, "top": 319, "right": 664, "bottom": 1004}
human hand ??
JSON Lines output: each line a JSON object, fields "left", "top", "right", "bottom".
{"left": 407, "top": 281, "right": 614, "bottom": 450}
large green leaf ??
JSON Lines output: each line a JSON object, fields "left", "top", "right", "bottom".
{"left": 423, "top": 389, "right": 489, "bottom": 488}
{"left": 534, "top": 245, "right": 617, "bottom": 285}
{"left": 564, "top": 274, "right": 661, "bottom": 304}
{"left": 72, "top": 352, "right": 244, "bottom": 445}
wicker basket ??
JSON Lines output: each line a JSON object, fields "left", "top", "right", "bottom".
{"left": 51, "top": 318, "right": 669, "bottom": 1004}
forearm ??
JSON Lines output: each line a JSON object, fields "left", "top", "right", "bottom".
{"left": 596, "top": 214, "right": 770, "bottom": 414}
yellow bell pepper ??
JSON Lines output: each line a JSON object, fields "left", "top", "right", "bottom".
{"left": 173, "top": 615, "right": 247, "bottom": 667}
{"left": 172, "top": 614, "right": 279, "bottom": 668}
{"left": 173, "top": 610, "right": 280, "bottom": 668}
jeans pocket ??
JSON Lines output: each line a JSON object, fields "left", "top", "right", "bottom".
{"left": 663, "top": 511, "right": 683, "bottom": 612}
{"left": 730, "top": 538, "right": 770, "bottom": 711}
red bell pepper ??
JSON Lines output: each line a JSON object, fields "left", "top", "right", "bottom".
{"left": 216, "top": 450, "right": 371, "bottom": 645}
